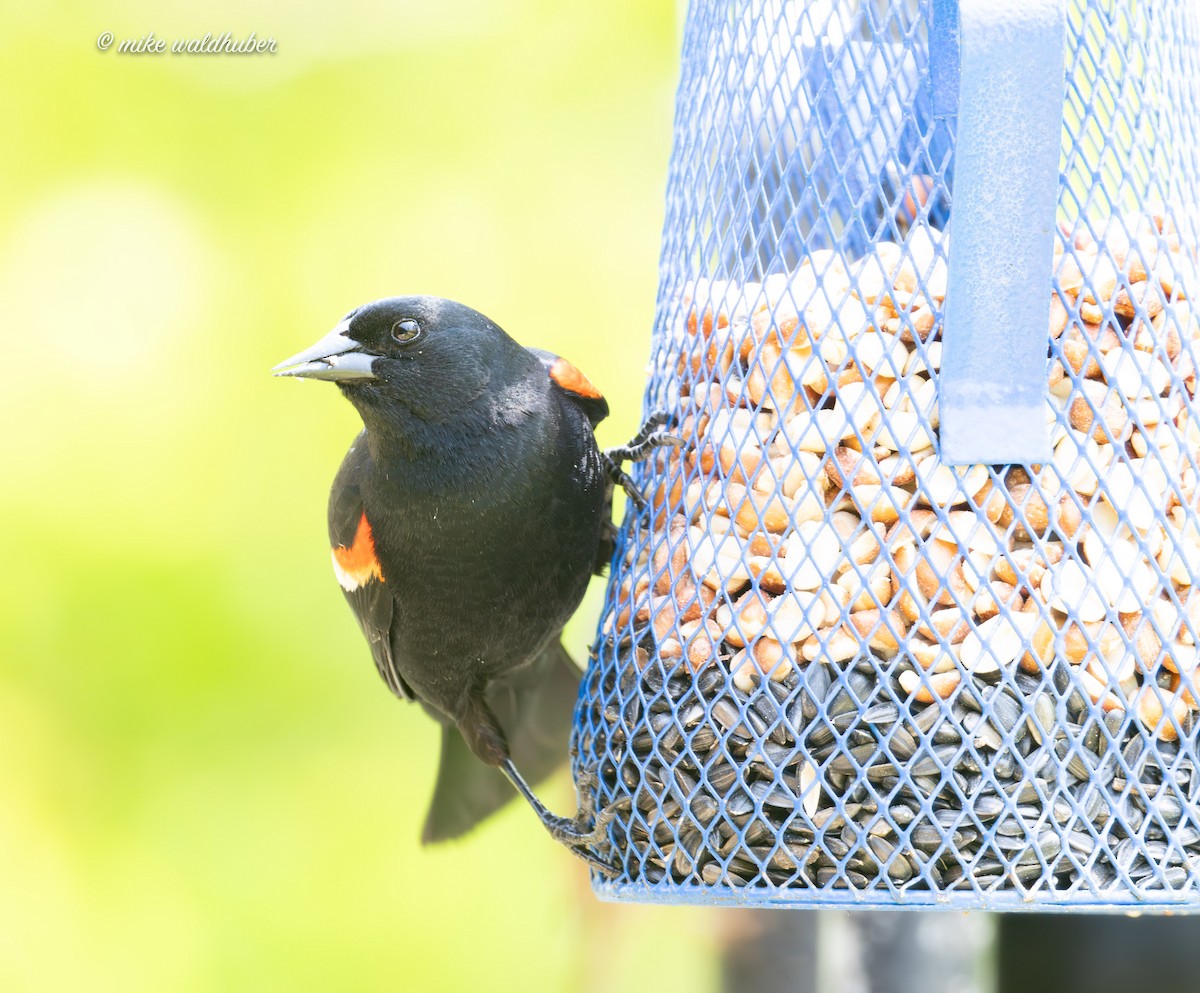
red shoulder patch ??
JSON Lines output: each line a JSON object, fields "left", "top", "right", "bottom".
{"left": 549, "top": 357, "right": 604, "bottom": 401}
{"left": 332, "top": 512, "right": 384, "bottom": 590}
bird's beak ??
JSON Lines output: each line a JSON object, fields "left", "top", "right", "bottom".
{"left": 273, "top": 321, "right": 378, "bottom": 381}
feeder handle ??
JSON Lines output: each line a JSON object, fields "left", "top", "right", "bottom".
{"left": 934, "top": 0, "right": 1066, "bottom": 466}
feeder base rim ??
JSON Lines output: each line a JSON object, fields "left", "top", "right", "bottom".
{"left": 590, "top": 880, "right": 1200, "bottom": 914}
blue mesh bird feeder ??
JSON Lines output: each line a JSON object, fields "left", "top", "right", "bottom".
{"left": 574, "top": 0, "right": 1200, "bottom": 909}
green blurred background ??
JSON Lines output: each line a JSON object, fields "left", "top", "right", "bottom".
{"left": 0, "top": 2, "right": 726, "bottom": 989}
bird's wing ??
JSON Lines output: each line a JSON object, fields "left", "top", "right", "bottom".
{"left": 529, "top": 348, "right": 610, "bottom": 427}
{"left": 328, "top": 437, "right": 412, "bottom": 700}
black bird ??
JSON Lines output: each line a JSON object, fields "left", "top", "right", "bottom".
{"left": 275, "top": 296, "right": 667, "bottom": 872}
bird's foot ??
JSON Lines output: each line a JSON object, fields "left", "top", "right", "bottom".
{"left": 501, "top": 759, "right": 628, "bottom": 878}
{"left": 546, "top": 769, "right": 630, "bottom": 879}
{"left": 602, "top": 410, "right": 683, "bottom": 510}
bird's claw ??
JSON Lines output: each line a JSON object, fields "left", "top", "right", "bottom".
{"left": 602, "top": 409, "right": 683, "bottom": 510}
{"left": 605, "top": 465, "right": 647, "bottom": 510}
{"left": 552, "top": 768, "right": 630, "bottom": 879}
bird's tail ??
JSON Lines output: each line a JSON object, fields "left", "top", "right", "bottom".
{"left": 421, "top": 640, "right": 581, "bottom": 844}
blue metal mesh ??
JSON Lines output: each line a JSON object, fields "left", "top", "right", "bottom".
{"left": 574, "top": 0, "right": 1200, "bottom": 909}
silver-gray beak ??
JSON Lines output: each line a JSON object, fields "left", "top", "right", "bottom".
{"left": 273, "top": 322, "right": 378, "bottom": 381}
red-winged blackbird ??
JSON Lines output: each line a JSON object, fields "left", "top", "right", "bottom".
{"left": 276, "top": 296, "right": 668, "bottom": 873}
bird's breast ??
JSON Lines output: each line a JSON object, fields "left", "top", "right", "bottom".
{"left": 363, "top": 436, "right": 606, "bottom": 682}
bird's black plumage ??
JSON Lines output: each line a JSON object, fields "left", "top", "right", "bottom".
{"left": 277, "top": 295, "right": 634, "bottom": 865}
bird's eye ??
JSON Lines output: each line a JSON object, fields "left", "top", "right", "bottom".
{"left": 391, "top": 318, "right": 423, "bottom": 344}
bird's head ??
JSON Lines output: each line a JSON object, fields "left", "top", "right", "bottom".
{"left": 274, "top": 296, "right": 527, "bottom": 425}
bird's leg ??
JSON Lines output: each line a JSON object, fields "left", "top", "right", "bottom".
{"left": 458, "top": 692, "right": 624, "bottom": 876}
{"left": 500, "top": 759, "right": 627, "bottom": 878}
{"left": 602, "top": 409, "right": 684, "bottom": 509}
